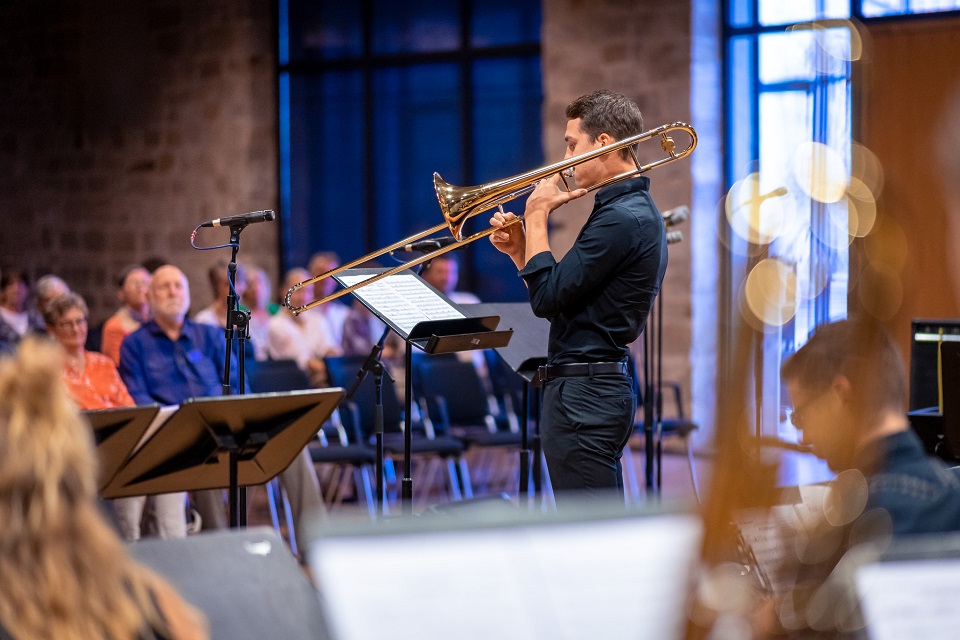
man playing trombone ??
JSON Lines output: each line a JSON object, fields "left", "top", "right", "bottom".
{"left": 489, "top": 89, "right": 668, "bottom": 501}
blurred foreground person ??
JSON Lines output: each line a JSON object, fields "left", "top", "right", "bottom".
{"left": 755, "top": 319, "right": 960, "bottom": 638}
{"left": 782, "top": 318, "right": 960, "bottom": 534}
{"left": 0, "top": 338, "right": 207, "bottom": 640}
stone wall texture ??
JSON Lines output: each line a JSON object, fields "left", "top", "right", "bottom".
{"left": 0, "top": 1, "right": 279, "bottom": 321}
{"left": 542, "top": 0, "right": 694, "bottom": 412}
{"left": 1, "top": 0, "right": 695, "bottom": 416}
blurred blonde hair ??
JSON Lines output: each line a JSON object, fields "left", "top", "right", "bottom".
{"left": 0, "top": 338, "right": 206, "bottom": 639}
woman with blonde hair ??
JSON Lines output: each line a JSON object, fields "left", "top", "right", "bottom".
{"left": 0, "top": 337, "right": 208, "bottom": 640}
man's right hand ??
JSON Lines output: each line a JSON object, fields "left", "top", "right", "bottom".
{"left": 489, "top": 211, "right": 526, "bottom": 269}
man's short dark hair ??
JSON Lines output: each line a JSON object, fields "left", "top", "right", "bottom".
{"left": 781, "top": 318, "right": 908, "bottom": 418}
{"left": 565, "top": 90, "right": 644, "bottom": 159}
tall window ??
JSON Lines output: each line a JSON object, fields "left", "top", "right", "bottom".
{"left": 278, "top": 0, "right": 541, "bottom": 302}
{"left": 723, "top": 0, "right": 960, "bottom": 445}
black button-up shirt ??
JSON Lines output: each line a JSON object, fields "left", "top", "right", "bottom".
{"left": 518, "top": 176, "right": 667, "bottom": 365}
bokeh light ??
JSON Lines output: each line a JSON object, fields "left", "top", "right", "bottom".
{"left": 725, "top": 173, "right": 789, "bottom": 245}
{"left": 793, "top": 142, "right": 848, "bottom": 204}
{"left": 846, "top": 177, "right": 878, "bottom": 238}
{"left": 742, "top": 258, "right": 798, "bottom": 327}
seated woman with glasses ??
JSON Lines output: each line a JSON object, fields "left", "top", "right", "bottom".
{"left": 43, "top": 292, "right": 188, "bottom": 541}
{"left": 44, "top": 292, "right": 132, "bottom": 410}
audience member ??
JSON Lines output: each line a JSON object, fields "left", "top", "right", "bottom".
{"left": 268, "top": 268, "right": 342, "bottom": 385}
{"left": 101, "top": 264, "right": 151, "bottom": 366}
{"left": 0, "top": 268, "right": 39, "bottom": 354}
{"left": 120, "top": 265, "right": 324, "bottom": 543}
{"left": 33, "top": 273, "right": 70, "bottom": 320}
{"left": 240, "top": 263, "right": 276, "bottom": 361}
{"left": 0, "top": 337, "right": 207, "bottom": 640}
{"left": 307, "top": 251, "right": 350, "bottom": 348}
{"left": 44, "top": 292, "right": 187, "bottom": 541}
{"left": 420, "top": 253, "right": 480, "bottom": 305}
{"left": 194, "top": 260, "right": 247, "bottom": 329}
{"left": 419, "top": 253, "right": 489, "bottom": 384}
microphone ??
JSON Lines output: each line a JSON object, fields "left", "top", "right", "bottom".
{"left": 735, "top": 187, "right": 789, "bottom": 211}
{"left": 396, "top": 237, "right": 459, "bottom": 253}
{"left": 662, "top": 205, "right": 690, "bottom": 228}
{"left": 200, "top": 210, "right": 276, "bottom": 228}
{"left": 666, "top": 230, "right": 683, "bottom": 245}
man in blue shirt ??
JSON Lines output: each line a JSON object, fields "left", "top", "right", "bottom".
{"left": 489, "top": 90, "right": 667, "bottom": 499}
{"left": 120, "top": 264, "right": 324, "bottom": 541}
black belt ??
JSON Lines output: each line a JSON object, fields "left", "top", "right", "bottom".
{"left": 536, "top": 361, "right": 629, "bottom": 385}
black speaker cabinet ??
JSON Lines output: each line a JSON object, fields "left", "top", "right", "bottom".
{"left": 128, "top": 527, "right": 330, "bottom": 640}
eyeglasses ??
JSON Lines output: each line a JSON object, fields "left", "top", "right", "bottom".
{"left": 789, "top": 407, "right": 806, "bottom": 430}
{"left": 56, "top": 318, "right": 88, "bottom": 330}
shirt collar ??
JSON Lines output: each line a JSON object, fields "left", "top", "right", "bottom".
{"left": 143, "top": 318, "right": 193, "bottom": 340}
{"left": 593, "top": 176, "right": 650, "bottom": 208}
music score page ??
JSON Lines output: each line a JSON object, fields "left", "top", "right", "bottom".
{"left": 337, "top": 273, "right": 464, "bottom": 336}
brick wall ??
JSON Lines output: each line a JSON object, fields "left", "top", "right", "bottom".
{"left": 542, "top": 0, "right": 694, "bottom": 409}
{"left": 0, "top": 1, "right": 279, "bottom": 323}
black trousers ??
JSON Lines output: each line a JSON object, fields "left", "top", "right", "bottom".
{"left": 541, "top": 374, "right": 636, "bottom": 499}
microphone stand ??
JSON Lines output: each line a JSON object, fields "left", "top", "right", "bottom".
{"left": 221, "top": 223, "right": 252, "bottom": 527}
{"left": 340, "top": 323, "right": 393, "bottom": 518}
{"left": 338, "top": 259, "right": 430, "bottom": 518}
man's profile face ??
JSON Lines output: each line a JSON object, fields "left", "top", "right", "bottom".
{"left": 149, "top": 266, "right": 190, "bottom": 323}
{"left": 786, "top": 378, "right": 857, "bottom": 472}
{"left": 563, "top": 118, "right": 605, "bottom": 189}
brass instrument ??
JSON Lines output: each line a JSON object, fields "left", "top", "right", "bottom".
{"left": 285, "top": 121, "right": 697, "bottom": 314}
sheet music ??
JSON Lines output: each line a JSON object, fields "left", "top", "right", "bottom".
{"left": 857, "top": 559, "right": 960, "bottom": 640}
{"left": 131, "top": 405, "right": 179, "bottom": 455}
{"left": 732, "top": 484, "right": 830, "bottom": 594}
{"left": 338, "top": 273, "right": 464, "bottom": 335}
{"left": 310, "top": 513, "right": 700, "bottom": 640}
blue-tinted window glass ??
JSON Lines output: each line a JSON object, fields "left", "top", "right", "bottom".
{"left": 471, "top": 58, "right": 542, "bottom": 302}
{"left": 759, "top": 0, "right": 849, "bottom": 25}
{"left": 471, "top": 0, "right": 541, "bottom": 47}
{"left": 759, "top": 32, "right": 817, "bottom": 83}
{"left": 286, "top": 2, "right": 363, "bottom": 61}
{"left": 371, "top": 0, "right": 460, "bottom": 54}
{"left": 862, "top": 0, "right": 960, "bottom": 16}
{"left": 728, "top": 36, "right": 756, "bottom": 180}
{"left": 729, "top": 0, "right": 755, "bottom": 28}
{"left": 372, "top": 65, "right": 461, "bottom": 250}
{"left": 285, "top": 72, "right": 366, "bottom": 268}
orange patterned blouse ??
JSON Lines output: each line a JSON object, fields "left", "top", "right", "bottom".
{"left": 63, "top": 350, "right": 135, "bottom": 410}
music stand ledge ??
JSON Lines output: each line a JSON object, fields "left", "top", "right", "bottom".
{"left": 101, "top": 389, "right": 344, "bottom": 500}
{"left": 84, "top": 404, "right": 163, "bottom": 495}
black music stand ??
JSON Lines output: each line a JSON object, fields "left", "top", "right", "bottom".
{"left": 334, "top": 268, "right": 513, "bottom": 514}
{"left": 463, "top": 302, "right": 549, "bottom": 502}
{"left": 83, "top": 404, "right": 166, "bottom": 494}
{"left": 101, "top": 390, "right": 344, "bottom": 506}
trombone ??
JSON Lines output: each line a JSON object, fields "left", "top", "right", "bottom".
{"left": 285, "top": 121, "right": 697, "bottom": 314}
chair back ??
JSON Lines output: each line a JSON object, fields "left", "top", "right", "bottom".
{"left": 416, "top": 357, "right": 497, "bottom": 430}
{"left": 325, "top": 355, "right": 405, "bottom": 440}
{"left": 247, "top": 359, "right": 312, "bottom": 394}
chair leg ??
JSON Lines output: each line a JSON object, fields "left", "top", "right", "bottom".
{"left": 685, "top": 439, "right": 701, "bottom": 504}
{"left": 457, "top": 457, "right": 473, "bottom": 499}
{"left": 621, "top": 442, "right": 641, "bottom": 502}
{"left": 445, "top": 458, "right": 463, "bottom": 501}
{"left": 354, "top": 465, "right": 376, "bottom": 519}
{"left": 265, "top": 479, "right": 282, "bottom": 533}
{"left": 280, "top": 483, "right": 298, "bottom": 559}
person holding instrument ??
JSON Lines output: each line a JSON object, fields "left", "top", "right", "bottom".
{"left": 489, "top": 89, "right": 668, "bottom": 500}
